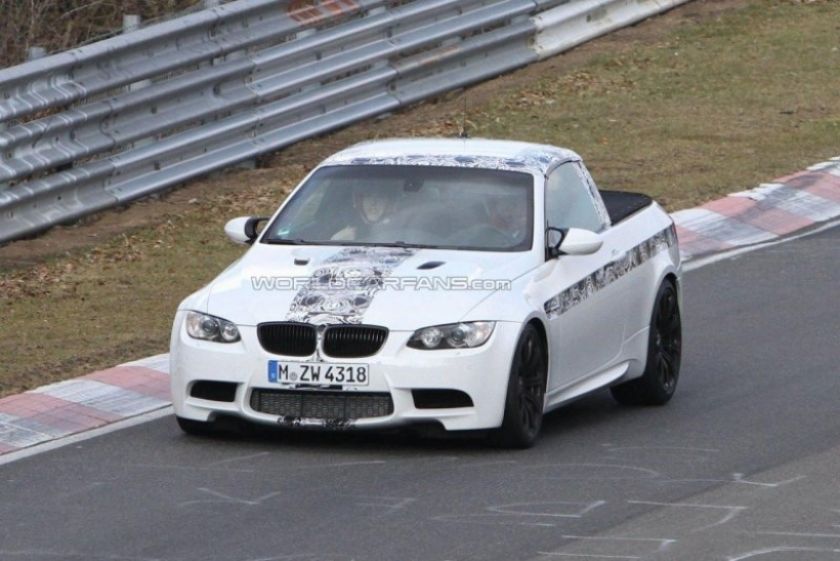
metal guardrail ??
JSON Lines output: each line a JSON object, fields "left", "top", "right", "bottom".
{"left": 0, "top": 0, "right": 690, "bottom": 243}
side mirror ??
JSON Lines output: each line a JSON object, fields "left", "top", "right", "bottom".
{"left": 224, "top": 216, "right": 268, "bottom": 245}
{"left": 559, "top": 228, "right": 603, "bottom": 256}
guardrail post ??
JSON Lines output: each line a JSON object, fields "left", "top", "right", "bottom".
{"left": 366, "top": 5, "right": 395, "bottom": 123}
{"left": 26, "top": 46, "right": 47, "bottom": 61}
{"left": 123, "top": 15, "right": 155, "bottom": 152}
{"left": 123, "top": 14, "right": 142, "bottom": 33}
{"left": 124, "top": 15, "right": 150, "bottom": 93}
{"left": 297, "top": 27, "right": 318, "bottom": 96}
{"left": 204, "top": 0, "right": 256, "bottom": 171}
{"left": 369, "top": 6, "right": 388, "bottom": 70}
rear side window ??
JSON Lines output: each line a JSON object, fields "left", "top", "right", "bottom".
{"left": 545, "top": 163, "right": 607, "bottom": 232}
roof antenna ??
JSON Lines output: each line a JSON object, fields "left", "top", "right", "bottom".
{"left": 458, "top": 90, "right": 469, "bottom": 139}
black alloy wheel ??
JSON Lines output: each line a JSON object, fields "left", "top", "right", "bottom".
{"left": 494, "top": 324, "right": 548, "bottom": 448}
{"left": 611, "top": 280, "right": 682, "bottom": 405}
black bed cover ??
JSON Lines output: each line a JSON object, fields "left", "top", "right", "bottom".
{"left": 600, "top": 190, "right": 654, "bottom": 225}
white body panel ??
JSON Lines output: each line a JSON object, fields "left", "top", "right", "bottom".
{"left": 171, "top": 316, "right": 521, "bottom": 431}
{"left": 170, "top": 138, "right": 681, "bottom": 432}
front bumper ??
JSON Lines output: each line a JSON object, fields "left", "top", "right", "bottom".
{"left": 169, "top": 312, "right": 522, "bottom": 432}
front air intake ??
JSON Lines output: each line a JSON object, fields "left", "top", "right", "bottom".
{"left": 412, "top": 389, "right": 474, "bottom": 409}
{"left": 190, "top": 381, "right": 238, "bottom": 403}
{"left": 250, "top": 389, "right": 394, "bottom": 419}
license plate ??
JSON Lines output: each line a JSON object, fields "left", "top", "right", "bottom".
{"left": 267, "top": 360, "right": 370, "bottom": 387}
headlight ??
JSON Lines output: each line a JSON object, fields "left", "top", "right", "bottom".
{"left": 408, "top": 321, "right": 495, "bottom": 350}
{"left": 185, "top": 311, "right": 241, "bottom": 343}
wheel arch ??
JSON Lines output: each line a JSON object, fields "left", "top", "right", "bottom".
{"left": 622, "top": 258, "right": 681, "bottom": 381}
{"left": 524, "top": 316, "right": 550, "bottom": 394}
{"left": 526, "top": 317, "right": 549, "bottom": 355}
{"left": 661, "top": 267, "right": 683, "bottom": 317}
{"left": 639, "top": 265, "right": 682, "bottom": 375}
{"left": 650, "top": 255, "right": 682, "bottom": 312}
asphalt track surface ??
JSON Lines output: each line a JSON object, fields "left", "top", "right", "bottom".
{"left": 1, "top": 225, "right": 838, "bottom": 561}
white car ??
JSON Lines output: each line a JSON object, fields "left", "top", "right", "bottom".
{"left": 170, "top": 138, "right": 682, "bottom": 447}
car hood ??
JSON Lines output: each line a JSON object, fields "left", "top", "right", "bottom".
{"left": 204, "top": 244, "right": 537, "bottom": 330}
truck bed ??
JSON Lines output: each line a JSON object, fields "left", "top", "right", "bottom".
{"left": 600, "top": 190, "right": 654, "bottom": 225}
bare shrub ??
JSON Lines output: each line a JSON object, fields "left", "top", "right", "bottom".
{"left": 0, "top": 0, "right": 197, "bottom": 68}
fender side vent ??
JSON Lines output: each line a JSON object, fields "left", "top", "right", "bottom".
{"left": 412, "top": 389, "right": 473, "bottom": 409}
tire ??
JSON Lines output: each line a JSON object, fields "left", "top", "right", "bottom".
{"left": 493, "top": 324, "right": 548, "bottom": 449}
{"left": 611, "top": 279, "right": 682, "bottom": 406}
{"left": 176, "top": 416, "right": 216, "bottom": 436}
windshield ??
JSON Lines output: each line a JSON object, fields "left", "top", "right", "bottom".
{"left": 262, "top": 165, "right": 534, "bottom": 252}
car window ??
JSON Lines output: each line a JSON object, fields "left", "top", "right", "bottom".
{"left": 290, "top": 186, "right": 326, "bottom": 225}
{"left": 263, "top": 165, "right": 534, "bottom": 252}
{"left": 545, "top": 163, "right": 607, "bottom": 232}
{"left": 575, "top": 163, "right": 612, "bottom": 228}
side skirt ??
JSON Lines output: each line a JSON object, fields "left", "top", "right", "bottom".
{"left": 544, "top": 361, "right": 631, "bottom": 411}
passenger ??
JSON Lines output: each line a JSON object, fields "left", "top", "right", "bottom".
{"left": 484, "top": 192, "right": 529, "bottom": 244}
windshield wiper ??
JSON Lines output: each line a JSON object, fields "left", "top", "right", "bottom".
{"left": 264, "top": 238, "right": 309, "bottom": 245}
{"left": 264, "top": 239, "right": 449, "bottom": 250}
{"left": 383, "top": 241, "right": 443, "bottom": 249}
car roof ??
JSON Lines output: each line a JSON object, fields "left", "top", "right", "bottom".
{"left": 320, "top": 138, "right": 581, "bottom": 175}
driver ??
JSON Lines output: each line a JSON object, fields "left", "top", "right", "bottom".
{"left": 332, "top": 183, "right": 397, "bottom": 241}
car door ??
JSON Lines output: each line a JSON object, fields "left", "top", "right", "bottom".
{"left": 540, "top": 162, "right": 629, "bottom": 392}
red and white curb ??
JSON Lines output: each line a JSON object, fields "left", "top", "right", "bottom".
{"left": 674, "top": 157, "right": 840, "bottom": 261}
{"left": 0, "top": 355, "right": 170, "bottom": 454}
{"left": 1, "top": 156, "right": 839, "bottom": 456}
